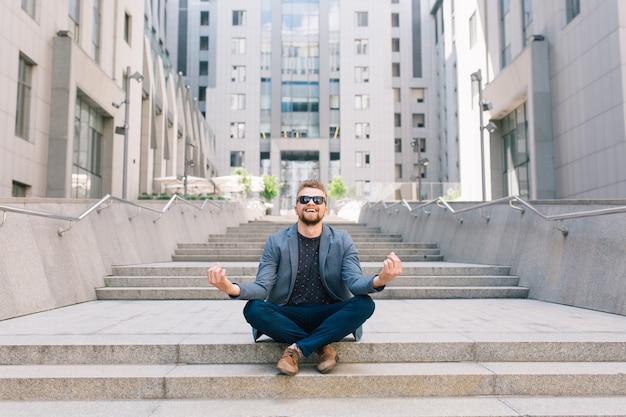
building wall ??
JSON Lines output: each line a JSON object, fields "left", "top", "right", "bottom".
{"left": 199, "top": 0, "right": 440, "bottom": 203}
{"left": 449, "top": 0, "right": 626, "bottom": 200}
{"left": 0, "top": 0, "right": 216, "bottom": 199}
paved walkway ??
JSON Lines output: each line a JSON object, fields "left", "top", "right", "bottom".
{"left": 1, "top": 298, "right": 626, "bottom": 416}
{"left": 2, "top": 297, "right": 626, "bottom": 339}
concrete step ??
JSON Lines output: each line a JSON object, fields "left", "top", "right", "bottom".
{"left": 171, "top": 253, "right": 445, "bottom": 262}
{"left": 207, "top": 234, "right": 405, "bottom": 242}
{"left": 96, "top": 285, "right": 528, "bottom": 300}
{"left": 2, "top": 362, "right": 626, "bottom": 400}
{"left": 103, "top": 275, "right": 520, "bottom": 288}
{"left": 173, "top": 247, "right": 442, "bottom": 257}
{"left": 3, "top": 396, "right": 626, "bottom": 417}
{"left": 5, "top": 334, "right": 625, "bottom": 365}
{"left": 179, "top": 241, "right": 439, "bottom": 249}
{"left": 110, "top": 263, "right": 513, "bottom": 277}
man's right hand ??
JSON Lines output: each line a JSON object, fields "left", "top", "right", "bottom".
{"left": 207, "top": 262, "right": 241, "bottom": 296}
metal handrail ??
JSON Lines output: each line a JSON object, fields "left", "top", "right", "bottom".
{"left": 0, "top": 194, "right": 230, "bottom": 236}
{"left": 371, "top": 195, "right": 626, "bottom": 236}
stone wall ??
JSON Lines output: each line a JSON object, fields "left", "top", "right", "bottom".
{"left": 359, "top": 199, "right": 626, "bottom": 316}
{"left": 0, "top": 198, "right": 264, "bottom": 320}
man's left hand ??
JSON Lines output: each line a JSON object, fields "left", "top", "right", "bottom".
{"left": 373, "top": 252, "right": 402, "bottom": 288}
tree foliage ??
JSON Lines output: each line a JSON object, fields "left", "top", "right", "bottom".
{"left": 261, "top": 174, "right": 281, "bottom": 202}
{"left": 231, "top": 167, "right": 252, "bottom": 197}
{"left": 328, "top": 176, "right": 347, "bottom": 201}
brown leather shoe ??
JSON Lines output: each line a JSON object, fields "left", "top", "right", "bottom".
{"left": 316, "top": 344, "right": 338, "bottom": 373}
{"left": 276, "top": 345, "right": 302, "bottom": 376}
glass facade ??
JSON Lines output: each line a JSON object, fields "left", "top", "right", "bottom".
{"left": 280, "top": 0, "right": 320, "bottom": 138}
{"left": 502, "top": 103, "right": 529, "bottom": 198}
{"left": 72, "top": 97, "right": 103, "bottom": 199}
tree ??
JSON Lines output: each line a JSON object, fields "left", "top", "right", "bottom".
{"left": 231, "top": 167, "right": 252, "bottom": 197}
{"left": 328, "top": 176, "right": 347, "bottom": 202}
{"left": 261, "top": 174, "right": 281, "bottom": 202}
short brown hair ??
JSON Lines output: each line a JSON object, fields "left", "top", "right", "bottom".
{"left": 297, "top": 179, "right": 326, "bottom": 197}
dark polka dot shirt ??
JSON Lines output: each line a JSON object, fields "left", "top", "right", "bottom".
{"left": 288, "top": 233, "right": 334, "bottom": 305}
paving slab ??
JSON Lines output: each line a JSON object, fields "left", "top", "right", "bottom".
{"left": 2, "top": 298, "right": 626, "bottom": 338}
{"left": 2, "top": 396, "right": 626, "bottom": 417}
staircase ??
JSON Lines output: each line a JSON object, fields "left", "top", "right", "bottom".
{"left": 96, "top": 220, "right": 529, "bottom": 300}
{"left": 2, "top": 219, "right": 626, "bottom": 416}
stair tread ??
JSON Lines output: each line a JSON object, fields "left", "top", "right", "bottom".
{"left": 2, "top": 396, "right": 626, "bottom": 417}
{"left": 4, "top": 361, "right": 626, "bottom": 376}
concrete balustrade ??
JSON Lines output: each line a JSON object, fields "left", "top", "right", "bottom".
{"left": 359, "top": 199, "right": 626, "bottom": 316}
{"left": 0, "top": 198, "right": 264, "bottom": 320}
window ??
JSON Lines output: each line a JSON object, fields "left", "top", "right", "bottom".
{"left": 394, "top": 138, "right": 402, "bottom": 152}
{"left": 394, "top": 113, "right": 401, "bottom": 127}
{"left": 355, "top": 12, "right": 368, "bottom": 27}
{"left": 395, "top": 164, "right": 402, "bottom": 181}
{"left": 200, "top": 11, "right": 209, "bottom": 25}
{"left": 198, "top": 86, "right": 206, "bottom": 101}
{"left": 233, "top": 10, "right": 246, "bottom": 26}
{"left": 392, "top": 63, "right": 400, "bottom": 77}
{"left": 230, "top": 151, "right": 245, "bottom": 167}
{"left": 231, "top": 37, "right": 246, "bottom": 54}
{"left": 330, "top": 95, "right": 340, "bottom": 110}
{"left": 391, "top": 13, "right": 399, "bottom": 27}
{"left": 200, "top": 36, "right": 209, "bottom": 51}
{"left": 355, "top": 95, "right": 369, "bottom": 110}
{"left": 355, "top": 39, "right": 369, "bottom": 55}
{"left": 355, "top": 66, "right": 369, "bottom": 82}
{"left": 15, "top": 55, "right": 33, "bottom": 140}
{"left": 412, "top": 88, "right": 425, "bottom": 103}
{"left": 566, "top": 0, "right": 580, "bottom": 23}
{"left": 69, "top": 0, "right": 80, "bottom": 42}
{"left": 231, "top": 65, "right": 246, "bottom": 82}
{"left": 21, "top": 0, "right": 36, "bottom": 18}
{"left": 355, "top": 123, "right": 370, "bottom": 139}
{"left": 230, "top": 122, "right": 246, "bottom": 139}
{"left": 413, "top": 113, "right": 425, "bottom": 128}
{"left": 72, "top": 97, "right": 104, "bottom": 199}
{"left": 392, "top": 38, "right": 400, "bottom": 52}
{"left": 500, "top": 0, "right": 511, "bottom": 68}
{"left": 12, "top": 181, "right": 30, "bottom": 197}
{"left": 230, "top": 94, "right": 246, "bottom": 110}
{"left": 124, "top": 12, "right": 131, "bottom": 44}
{"left": 393, "top": 88, "right": 401, "bottom": 102}
{"left": 356, "top": 152, "right": 370, "bottom": 167}
{"left": 91, "top": 0, "right": 101, "bottom": 62}
{"left": 413, "top": 138, "right": 426, "bottom": 152}
{"left": 502, "top": 103, "right": 529, "bottom": 198}
{"left": 522, "top": 0, "right": 533, "bottom": 47}
{"left": 469, "top": 12, "right": 477, "bottom": 48}
{"left": 200, "top": 61, "right": 208, "bottom": 76}
{"left": 413, "top": 163, "right": 427, "bottom": 179}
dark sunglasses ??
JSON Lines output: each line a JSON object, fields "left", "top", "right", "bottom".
{"left": 298, "top": 195, "right": 326, "bottom": 205}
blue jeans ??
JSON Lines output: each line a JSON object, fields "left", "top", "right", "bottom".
{"left": 243, "top": 295, "right": 375, "bottom": 357}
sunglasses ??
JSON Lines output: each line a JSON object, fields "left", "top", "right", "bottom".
{"left": 297, "top": 195, "right": 326, "bottom": 205}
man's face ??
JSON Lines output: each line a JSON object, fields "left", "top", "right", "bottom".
{"left": 294, "top": 187, "right": 328, "bottom": 226}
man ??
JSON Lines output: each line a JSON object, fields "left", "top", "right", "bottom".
{"left": 207, "top": 179, "right": 402, "bottom": 376}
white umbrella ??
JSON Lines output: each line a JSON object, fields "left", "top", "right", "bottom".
{"left": 210, "top": 175, "right": 264, "bottom": 194}
{"left": 154, "top": 176, "right": 214, "bottom": 194}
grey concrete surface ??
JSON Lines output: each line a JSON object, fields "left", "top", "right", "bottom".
{"left": 1, "top": 298, "right": 626, "bottom": 414}
{"left": 359, "top": 200, "right": 626, "bottom": 316}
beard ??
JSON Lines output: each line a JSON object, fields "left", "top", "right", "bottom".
{"left": 298, "top": 208, "right": 324, "bottom": 226}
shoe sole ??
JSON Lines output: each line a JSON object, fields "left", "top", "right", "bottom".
{"left": 317, "top": 356, "right": 339, "bottom": 374}
{"left": 276, "top": 365, "right": 298, "bottom": 376}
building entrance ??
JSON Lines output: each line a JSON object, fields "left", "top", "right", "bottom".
{"left": 279, "top": 151, "right": 320, "bottom": 213}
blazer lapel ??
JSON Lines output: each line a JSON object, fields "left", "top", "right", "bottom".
{"left": 287, "top": 224, "right": 299, "bottom": 292}
{"left": 318, "top": 224, "right": 331, "bottom": 282}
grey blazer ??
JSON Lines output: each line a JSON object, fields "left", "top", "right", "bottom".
{"left": 233, "top": 223, "right": 382, "bottom": 341}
